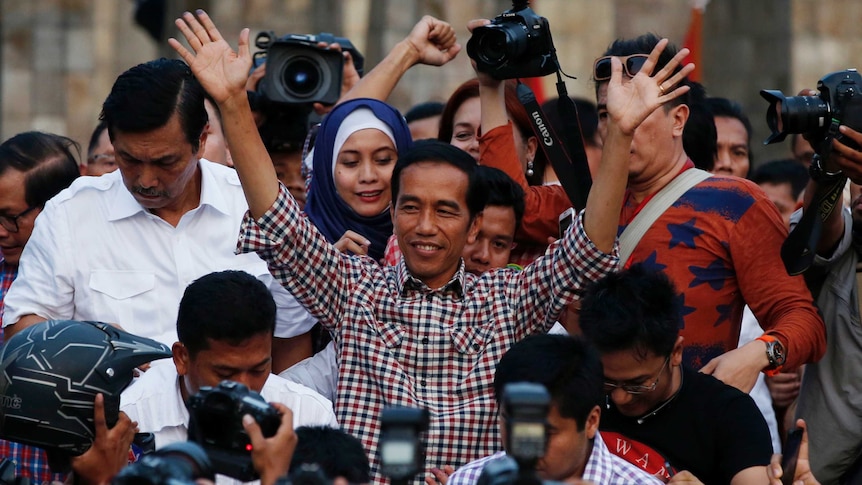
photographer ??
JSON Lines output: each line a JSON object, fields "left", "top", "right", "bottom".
{"left": 788, "top": 119, "right": 862, "bottom": 482}
{"left": 447, "top": 334, "right": 661, "bottom": 485}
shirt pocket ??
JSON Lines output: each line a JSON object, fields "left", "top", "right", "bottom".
{"left": 88, "top": 270, "right": 157, "bottom": 332}
{"left": 449, "top": 320, "right": 497, "bottom": 355}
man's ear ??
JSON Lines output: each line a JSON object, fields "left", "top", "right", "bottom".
{"left": 173, "top": 342, "right": 190, "bottom": 376}
{"left": 467, "top": 211, "right": 483, "bottom": 244}
{"left": 584, "top": 405, "right": 601, "bottom": 439}
{"left": 196, "top": 127, "right": 209, "bottom": 159}
{"left": 670, "top": 104, "right": 690, "bottom": 137}
{"left": 671, "top": 335, "right": 685, "bottom": 367}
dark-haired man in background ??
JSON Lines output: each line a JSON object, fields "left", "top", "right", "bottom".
{"left": 3, "top": 58, "right": 316, "bottom": 374}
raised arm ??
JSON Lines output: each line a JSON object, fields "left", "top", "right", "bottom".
{"left": 338, "top": 15, "right": 460, "bottom": 103}
{"left": 169, "top": 10, "right": 278, "bottom": 218}
{"left": 586, "top": 39, "right": 694, "bottom": 253}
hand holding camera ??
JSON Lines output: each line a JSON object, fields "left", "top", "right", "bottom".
{"left": 243, "top": 402, "right": 297, "bottom": 485}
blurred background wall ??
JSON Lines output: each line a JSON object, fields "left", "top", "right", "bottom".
{"left": 1, "top": 0, "right": 860, "bottom": 165}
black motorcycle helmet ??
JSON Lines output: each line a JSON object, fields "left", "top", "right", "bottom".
{"left": 0, "top": 320, "right": 172, "bottom": 456}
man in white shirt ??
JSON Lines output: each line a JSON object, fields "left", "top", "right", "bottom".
{"left": 2, "top": 58, "right": 314, "bottom": 372}
{"left": 120, "top": 270, "right": 337, "bottom": 450}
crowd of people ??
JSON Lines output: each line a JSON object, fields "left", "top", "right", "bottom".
{"left": 0, "top": 6, "right": 859, "bottom": 485}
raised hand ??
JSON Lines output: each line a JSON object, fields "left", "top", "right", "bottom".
{"left": 403, "top": 15, "right": 461, "bottom": 67}
{"left": 168, "top": 10, "right": 252, "bottom": 104}
{"left": 604, "top": 38, "right": 695, "bottom": 136}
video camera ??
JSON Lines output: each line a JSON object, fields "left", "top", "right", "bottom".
{"left": 187, "top": 380, "right": 281, "bottom": 482}
{"left": 466, "top": 0, "right": 558, "bottom": 80}
{"left": 479, "top": 382, "right": 557, "bottom": 485}
{"left": 112, "top": 442, "right": 214, "bottom": 485}
{"left": 250, "top": 31, "right": 364, "bottom": 151}
{"left": 761, "top": 69, "right": 862, "bottom": 168}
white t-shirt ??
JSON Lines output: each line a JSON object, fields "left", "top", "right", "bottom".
{"left": 120, "top": 361, "right": 338, "bottom": 448}
{"left": 3, "top": 161, "right": 315, "bottom": 344}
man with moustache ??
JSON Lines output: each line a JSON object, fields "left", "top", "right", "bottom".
{"left": 2, "top": 59, "right": 315, "bottom": 373}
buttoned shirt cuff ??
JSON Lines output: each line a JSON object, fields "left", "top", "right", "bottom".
{"left": 569, "top": 208, "right": 620, "bottom": 282}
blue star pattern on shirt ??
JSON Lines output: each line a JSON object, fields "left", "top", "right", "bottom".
{"left": 713, "top": 303, "right": 733, "bottom": 327}
{"left": 639, "top": 251, "right": 667, "bottom": 273}
{"left": 667, "top": 218, "right": 704, "bottom": 249}
{"left": 675, "top": 293, "right": 697, "bottom": 329}
{"left": 688, "top": 259, "right": 734, "bottom": 291}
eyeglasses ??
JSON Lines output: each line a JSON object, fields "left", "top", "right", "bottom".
{"left": 593, "top": 54, "right": 650, "bottom": 81}
{"left": 603, "top": 356, "right": 670, "bottom": 394}
{"left": 0, "top": 205, "right": 39, "bottom": 233}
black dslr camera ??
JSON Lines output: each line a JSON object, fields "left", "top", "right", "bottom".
{"left": 254, "top": 32, "right": 364, "bottom": 106}
{"left": 761, "top": 69, "right": 862, "bottom": 164}
{"left": 112, "top": 442, "right": 214, "bottom": 485}
{"left": 379, "top": 406, "right": 430, "bottom": 484}
{"left": 187, "top": 380, "right": 281, "bottom": 481}
{"left": 466, "top": 0, "right": 557, "bottom": 80}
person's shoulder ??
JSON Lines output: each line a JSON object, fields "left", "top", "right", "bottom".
{"left": 49, "top": 171, "right": 123, "bottom": 207}
{"left": 682, "top": 366, "right": 754, "bottom": 404}
{"left": 448, "top": 451, "right": 508, "bottom": 485}
{"left": 262, "top": 373, "right": 334, "bottom": 410}
{"left": 120, "top": 362, "right": 179, "bottom": 406}
{"left": 200, "top": 159, "right": 241, "bottom": 186}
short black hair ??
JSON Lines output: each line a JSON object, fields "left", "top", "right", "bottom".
{"left": 176, "top": 270, "right": 276, "bottom": 356}
{"left": 404, "top": 101, "right": 445, "bottom": 124}
{"left": 683, "top": 83, "right": 717, "bottom": 171}
{"left": 751, "top": 159, "right": 810, "bottom": 200}
{"left": 86, "top": 121, "right": 109, "bottom": 157}
{"left": 477, "top": 166, "right": 525, "bottom": 229}
{"left": 494, "top": 334, "right": 603, "bottom": 431}
{"left": 290, "top": 426, "right": 371, "bottom": 483}
{"left": 579, "top": 264, "right": 681, "bottom": 360}
{"left": 705, "top": 97, "right": 753, "bottom": 141}
{"left": 596, "top": 33, "right": 692, "bottom": 109}
{"left": 391, "top": 139, "right": 487, "bottom": 218}
{"left": 100, "top": 58, "right": 207, "bottom": 152}
{"left": 0, "top": 131, "right": 81, "bottom": 207}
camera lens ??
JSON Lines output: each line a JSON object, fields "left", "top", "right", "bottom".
{"left": 282, "top": 57, "right": 322, "bottom": 99}
{"left": 477, "top": 30, "right": 508, "bottom": 66}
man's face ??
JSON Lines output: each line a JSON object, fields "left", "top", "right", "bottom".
{"left": 112, "top": 111, "right": 205, "bottom": 215}
{"left": 712, "top": 116, "right": 751, "bottom": 178}
{"left": 792, "top": 134, "right": 815, "bottom": 167}
{"left": 597, "top": 82, "right": 684, "bottom": 183}
{"left": 393, "top": 161, "right": 480, "bottom": 289}
{"left": 202, "top": 98, "right": 232, "bottom": 167}
{"left": 174, "top": 333, "right": 272, "bottom": 398}
{"left": 408, "top": 115, "right": 441, "bottom": 142}
{"left": 462, "top": 205, "right": 516, "bottom": 275}
{"left": 758, "top": 181, "right": 797, "bottom": 228}
{"left": 87, "top": 128, "right": 117, "bottom": 176}
{"left": 600, "top": 342, "right": 681, "bottom": 418}
{"left": 272, "top": 150, "right": 306, "bottom": 209}
{"left": 0, "top": 169, "right": 40, "bottom": 266}
{"left": 499, "top": 404, "right": 598, "bottom": 483}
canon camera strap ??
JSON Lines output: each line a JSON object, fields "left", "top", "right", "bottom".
{"left": 516, "top": 82, "right": 592, "bottom": 210}
{"left": 781, "top": 173, "right": 847, "bottom": 275}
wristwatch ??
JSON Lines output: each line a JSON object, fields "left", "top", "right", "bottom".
{"left": 756, "top": 335, "right": 786, "bottom": 377}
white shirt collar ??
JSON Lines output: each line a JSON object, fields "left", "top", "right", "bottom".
{"left": 107, "top": 159, "right": 233, "bottom": 222}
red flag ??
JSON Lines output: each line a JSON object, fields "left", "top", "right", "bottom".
{"left": 682, "top": 0, "right": 709, "bottom": 82}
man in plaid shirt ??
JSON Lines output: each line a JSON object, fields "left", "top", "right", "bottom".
{"left": 171, "top": 10, "right": 692, "bottom": 483}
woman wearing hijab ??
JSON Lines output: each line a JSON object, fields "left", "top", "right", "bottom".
{"left": 304, "top": 98, "right": 413, "bottom": 263}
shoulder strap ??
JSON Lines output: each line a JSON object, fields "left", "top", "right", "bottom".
{"left": 619, "top": 168, "right": 712, "bottom": 264}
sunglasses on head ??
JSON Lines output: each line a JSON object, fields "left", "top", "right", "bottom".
{"left": 593, "top": 54, "right": 650, "bottom": 81}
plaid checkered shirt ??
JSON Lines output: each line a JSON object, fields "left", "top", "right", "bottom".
{"left": 0, "top": 259, "right": 66, "bottom": 484}
{"left": 447, "top": 431, "right": 664, "bottom": 485}
{"left": 237, "top": 184, "right": 618, "bottom": 484}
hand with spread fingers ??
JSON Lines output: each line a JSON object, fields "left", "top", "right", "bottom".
{"left": 604, "top": 38, "right": 695, "bottom": 136}
{"left": 168, "top": 10, "right": 252, "bottom": 106}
